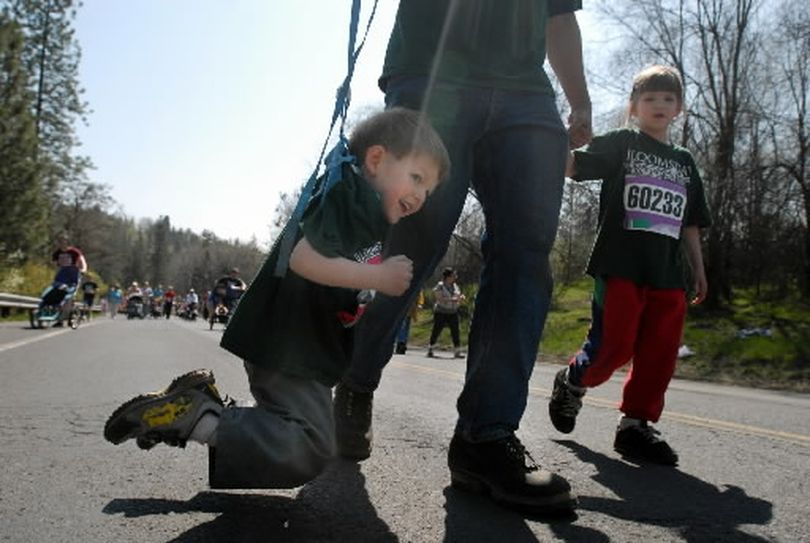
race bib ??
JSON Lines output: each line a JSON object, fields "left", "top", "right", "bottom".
{"left": 623, "top": 176, "right": 686, "bottom": 239}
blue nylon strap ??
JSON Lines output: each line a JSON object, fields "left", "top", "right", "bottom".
{"left": 273, "top": 0, "right": 379, "bottom": 277}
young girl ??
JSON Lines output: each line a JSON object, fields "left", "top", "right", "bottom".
{"left": 548, "top": 65, "right": 711, "bottom": 466}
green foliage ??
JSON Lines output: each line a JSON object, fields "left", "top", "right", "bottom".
{"left": 0, "top": 260, "right": 51, "bottom": 296}
{"left": 0, "top": 15, "right": 48, "bottom": 261}
{"left": 542, "top": 280, "right": 810, "bottom": 391}
{"left": 0, "top": 0, "right": 96, "bottom": 262}
{"left": 543, "top": 278, "right": 593, "bottom": 358}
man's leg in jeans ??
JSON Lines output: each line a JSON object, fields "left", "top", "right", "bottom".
{"left": 447, "top": 91, "right": 576, "bottom": 513}
{"left": 335, "top": 77, "right": 483, "bottom": 458}
{"left": 456, "top": 93, "right": 567, "bottom": 441}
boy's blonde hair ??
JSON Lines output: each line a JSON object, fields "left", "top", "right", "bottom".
{"left": 630, "top": 65, "right": 684, "bottom": 104}
{"left": 349, "top": 107, "right": 451, "bottom": 183}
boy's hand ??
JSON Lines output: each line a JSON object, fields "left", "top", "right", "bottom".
{"left": 377, "top": 255, "right": 413, "bottom": 296}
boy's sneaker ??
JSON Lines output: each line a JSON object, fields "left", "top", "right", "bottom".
{"left": 613, "top": 419, "right": 679, "bottom": 466}
{"left": 104, "top": 369, "right": 225, "bottom": 449}
{"left": 548, "top": 368, "right": 585, "bottom": 433}
{"left": 333, "top": 382, "right": 373, "bottom": 460}
{"left": 448, "top": 434, "right": 577, "bottom": 515}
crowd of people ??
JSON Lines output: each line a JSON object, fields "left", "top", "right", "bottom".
{"left": 41, "top": 234, "right": 246, "bottom": 324}
{"left": 103, "top": 271, "right": 244, "bottom": 321}
{"left": 99, "top": 0, "right": 711, "bottom": 521}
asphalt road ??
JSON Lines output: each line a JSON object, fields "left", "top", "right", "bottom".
{"left": 0, "top": 317, "right": 808, "bottom": 542}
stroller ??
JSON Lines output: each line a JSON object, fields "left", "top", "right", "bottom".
{"left": 126, "top": 294, "right": 145, "bottom": 319}
{"left": 29, "top": 281, "right": 81, "bottom": 329}
{"left": 208, "top": 284, "right": 243, "bottom": 330}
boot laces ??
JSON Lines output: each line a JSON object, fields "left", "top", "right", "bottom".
{"left": 552, "top": 373, "right": 583, "bottom": 417}
{"left": 344, "top": 390, "right": 372, "bottom": 423}
{"left": 502, "top": 436, "right": 538, "bottom": 473}
{"left": 635, "top": 421, "right": 663, "bottom": 443}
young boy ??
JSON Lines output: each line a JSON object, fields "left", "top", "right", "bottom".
{"left": 547, "top": 66, "right": 711, "bottom": 466}
{"left": 104, "top": 107, "right": 449, "bottom": 489}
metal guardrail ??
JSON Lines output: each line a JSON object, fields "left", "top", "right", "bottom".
{"left": 0, "top": 292, "right": 40, "bottom": 309}
{"left": 0, "top": 292, "right": 102, "bottom": 312}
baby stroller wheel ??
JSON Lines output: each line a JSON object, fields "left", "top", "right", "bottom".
{"left": 68, "top": 309, "right": 80, "bottom": 329}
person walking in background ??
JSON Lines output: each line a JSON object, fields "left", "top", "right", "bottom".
{"left": 163, "top": 286, "right": 177, "bottom": 319}
{"left": 548, "top": 65, "right": 711, "bottom": 467}
{"left": 334, "top": 0, "right": 591, "bottom": 515}
{"left": 80, "top": 277, "right": 98, "bottom": 320}
{"left": 394, "top": 289, "right": 424, "bottom": 355}
{"left": 103, "top": 108, "right": 449, "bottom": 490}
{"left": 185, "top": 288, "right": 199, "bottom": 319}
{"left": 108, "top": 285, "right": 123, "bottom": 318}
{"left": 427, "top": 267, "right": 465, "bottom": 358}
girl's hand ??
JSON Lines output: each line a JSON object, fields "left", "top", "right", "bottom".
{"left": 690, "top": 272, "right": 708, "bottom": 305}
{"left": 377, "top": 255, "right": 413, "bottom": 296}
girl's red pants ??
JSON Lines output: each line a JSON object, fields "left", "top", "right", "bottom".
{"left": 569, "top": 276, "right": 686, "bottom": 422}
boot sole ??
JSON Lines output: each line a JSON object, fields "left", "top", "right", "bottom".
{"left": 104, "top": 369, "right": 216, "bottom": 445}
{"left": 614, "top": 445, "right": 679, "bottom": 466}
{"left": 450, "top": 469, "right": 578, "bottom": 515}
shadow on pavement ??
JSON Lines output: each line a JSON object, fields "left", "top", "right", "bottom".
{"left": 442, "top": 484, "right": 610, "bottom": 542}
{"left": 103, "top": 460, "right": 397, "bottom": 542}
{"left": 552, "top": 439, "right": 773, "bottom": 542}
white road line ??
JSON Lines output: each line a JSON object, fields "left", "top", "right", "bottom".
{"left": 391, "top": 359, "right": 810, "bottom": 447}
{"left": 0, "top": 320, "right": 105, "bottom": 353}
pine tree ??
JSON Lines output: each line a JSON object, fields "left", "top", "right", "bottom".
{"left": 3, "top": 0, "right": 94, "bottom": 241}
{"left": 0, "top": 14, "right": 47, "bottom": 263}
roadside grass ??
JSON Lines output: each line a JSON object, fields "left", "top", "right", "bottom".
{"left": 411, "top": 278, "right": 810, "bottom": 392}
{"left": 5, "top": 264, "right": 808, "bottom": 392}
{"left": 0, "top": 310, "right": 32, "bottom": 323}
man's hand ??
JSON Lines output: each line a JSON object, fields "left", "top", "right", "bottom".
{"left": 568, "top": 105, "right": 592, "bottom": 149}
{"left": 377, "top": 255, "right": 413, "bottom": 296}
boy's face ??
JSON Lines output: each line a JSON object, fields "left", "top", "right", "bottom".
{"left": 364, "top": 146, "right": 441, "bottom": 224}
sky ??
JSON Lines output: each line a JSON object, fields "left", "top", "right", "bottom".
{"left": 74, "top": 1, "right": 602, "bottom": 247}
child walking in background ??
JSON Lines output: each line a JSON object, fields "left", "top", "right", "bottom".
{"left": 104, "top": 107, "right": 449, "bottom": 488}
{"left": 548, "top": 65, "right": 711, "bottom": 466}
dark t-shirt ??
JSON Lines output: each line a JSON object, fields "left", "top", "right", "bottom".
{"left": 220, "top": 164, "right": 389, "bottom": 386}
{"left": 572, "top": 128, "right": 712, "bottom": 289}
{"left": 380, "top": 0, "right": 581, "bottom": 92}
{"left": 82, "top": 281, "right": 98, "bottom": 295}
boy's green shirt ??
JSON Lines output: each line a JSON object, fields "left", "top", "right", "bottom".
{"left": 572, "top": 128, "right": 712, "bottom": 289}
{"left": 220, "top": 164, "right": 389, "bottom": 386}
{"left": 380, "top": 0, "right": 582, "bottom": 92}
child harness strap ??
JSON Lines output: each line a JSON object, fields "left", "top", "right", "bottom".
{"left": 273, "top": 0, "right": 379, "bottom": 277}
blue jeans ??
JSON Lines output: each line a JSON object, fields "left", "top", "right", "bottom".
{"left": 344, "top": 76, "right": 567, "bottom": 442}
{"left": 396, "top": 317, "right": 411, "bottom": 345}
